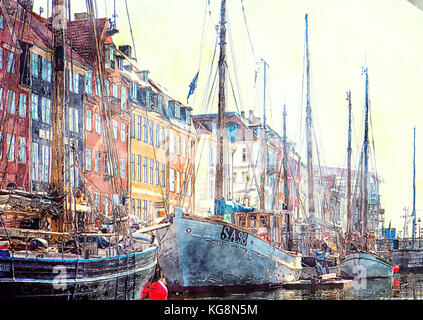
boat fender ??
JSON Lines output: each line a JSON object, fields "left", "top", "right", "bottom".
{"left": 148, "top": 281, "right": 168, "bottom": 300}
{"left": 29, "top": 238, "right": 48, "bottom": 250}
{"left": 393, "top": 265, "right": 399, "bottom": 273}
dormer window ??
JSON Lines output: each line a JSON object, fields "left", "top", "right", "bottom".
{"left": 174, "top": 103, "right": 180, "bottom": 119}
{"left": 186, "top": 109, "right": 191, "bottom": 125}
{"left": 131, "top": 82, "right": 137, "bottom": 99}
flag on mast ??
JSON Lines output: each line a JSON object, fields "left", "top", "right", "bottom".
{"left": 187, "top": 71, "right": 199, "bottom": 104}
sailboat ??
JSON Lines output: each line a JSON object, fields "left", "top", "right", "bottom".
{"left": 339, "top": 67, "right": 394, "bottom": 279}
{"left": 297, "top": 13, "right": 340, "bottom": 279}
{"left": 391, "top": 128, "right": 423, "bottom": 270}
{"left": 0, "top": 0, "right": 157, "bottom": 299}
{"left": 156, "top": 0, "right": 301, "bottom": 295}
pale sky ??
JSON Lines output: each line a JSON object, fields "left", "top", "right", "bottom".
{"left": 34, "top": 0, "right": 423, "bottom": 232}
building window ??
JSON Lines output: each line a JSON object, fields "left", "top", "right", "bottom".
{"left": 188, "top": 174, "right": 192, "bottom": 196}
{"left": 169, "top": 168, "right": 175, "bottom": 192}
{"left": 18, "top": 94, "right": 26, "bottom": 117}
{"left": 85, "top": 149, "right": 92, "bottom": 171}
{"left": 85, "top": 72, "right": 93, "bottom": 95}
{"left": 86, "top": 110, "right": 92, "bottom": 131}
{"left": 0, "top": 15, "right": 3, "bottom": 30}
{"left": 130, "top": 198, "right": 135, "bottom": 216}
{"left": 104, "top": 196, "right": 109, "bottom": 216}
{"left": 104, "top": 79, "right": 110, "bottom": 97}
{"left": 155, "top": 161, "right": 159, "bottom": 186}
{"left": 112, "top": 83, "right": 118, "bottom": 99}
{"left": 137, "top": 199, "right": 141, "bottom": 218}
{"left": 120, "top": 123, "right": 126, "bottom": 142}
{"left": 130, "top": 114, "right": 135, "bottom": 138}
{"left": 137, "top": 115, "right": 142, "bottom": 140}
{"left": 95, "top": 76, "right": 101, "bottom": 96}
{"left": 143, "top": 200, "right": 147, "bottom": 221}
{"left": 31, "top": 94, "right": 38, "bottom": 120}
{"left": 41, "top": 97, "right": 51, "bottom": 124}
{"left": 176, "top": 171, "right": 180, "bottom": 194}
{"left": 131, "top": 82, "right": 137, "bottom": 100}
{"left": 143, "top": 157, "right": 148, "bottom": 183}
{"left": 149, "top": 159, "right": 154, "bottom": 185}
{"left": 31, "top": 53, "right": 39, "bottom": 78}
{"left": 41, "top": 145, "right": 50, "bottom": 183}
{"left": 174, "top": 103, "right": 180, "bottom": 119}
{"left": 6, "top": 90, "right": 15, "bottom": 114}
{"left": 130, "top": 153, "right": 135, "bottom": 180}
{"left": 161, "top": 126, "right": 165, "bottom": 149}
{"left": 18, "top": 137, "right": 26, "bottom": 164}
{"left": 182, "top": 173, "right": 186, "bottom": 195}
{"left": 73, "top": 72, "right": 79, "bottom": 94}
{"left": 143, "top": 118, "right": 148, "bottom": 142}
{"left": 112, "top": 120, "right": 118, "bottom": 139}
{"left": 161, "top": 163, "right": 165, "bottom": 187}
{"left": 41, "top": 58, "right": 51, "bottom": 82}
{"left": 31, "top": 143, "right": 38, "bottom": 181}
{"left": 94, "top": 193, "right": 100, "bottom": 210}
{"left": 155, "top": 124, "right": 160, "bottom": 147}
{"left": 121, "top": 87, "right": 127, "bottom": 111}
{"left": 6, "top": 134, "right": 14, "bottom": 162}
{"left": 137, "top": 155, "right": 141, "bottom": 182}
{"left": 94, "top": 151, "right": 101, "bottom": 173}
{"left": 182, "top": 138, "right": 186, "bottom": 158}
{"left": 7, "top": 52, "right": 14, "bottom": 73}
{"left": 149, "top": 121, "right": 153, "bottom": 145}
{"left": 120, "top": 159, "right": 125, "bottom": 179}
{"left": 177, "top": 135, "right": 181, "bottom": 155}
{"left": 0, "top": 87, "right": 3, "bottom": 109}
{"left": 69, "top": 107, "right": 78, "bottom": 132}
{"left": 169, "top": 131, "right": 175, "bottom": 154}
{"left": 95, "top": 114, "right": 101, "bottom": 134}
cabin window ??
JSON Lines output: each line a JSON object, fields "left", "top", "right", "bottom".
{"left": 112, "top": 120, "right": 118, "bottom": 139}
{"left": 31, "top": 94, "right": 38, "bottom": 120}
{"left": 120, "top": 159, "right": 125, "bottom": 179}
{"left": 169, "top": 169, "right": 175, "bottom": 192}
{"left": 85, "top": 72, "right": 93, "bottom": 95}
{"left": 149, "top": 159, "right": 154, "bottom": 185}
{"left": 94, "top": 151, "right": 101, "bottom": 173}
{"left": 95, "top": 114, "right": 101, "bottom": 134}
{"left": 19, "top": 94, "right": 27, "bottom": 117}
{"left": 18, "top": 137, "right": 26, "bottom": 164}
{"left": 120, "top": 123, "right": 126, "bottom": 142}
{"left": 31, "top": 53, "right": 39, "bottom": 78}
{"left": 136, "top": 155, "right": 141, "bottom": 182}
{"left": 143, "top": 157, "right": 148, "bottom": 183}
{"left": 86, "top": 110, "right": 92, "bottom": 131}
{"left": 85, "top": 149, "right": 92, "bottom": 171}
{"left": 7, "top": 90, "right": 15, "bottom": 114}
{"left": 31, "top": 143, "right": 39, "bottom": 180}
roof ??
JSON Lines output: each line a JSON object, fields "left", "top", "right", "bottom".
{"left": 67, "top": 18, "right": 108, "bottom": 64}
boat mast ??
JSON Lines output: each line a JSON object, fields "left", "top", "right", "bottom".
{"left": 346, "top": 90, "right": 352, "bottom": 236}
{"left": 283, "top": 104, "right": 292, "bottom": 250}
{"left": 412, "top": 127, "right": 416, "bottom": 248}
{"left": 260, "top": 58, "right": 268, "bottom": 211}
{"left": 51, "top": 0, "right": 67, "bottom": 234}
{"left": 362, "top": 67, "right": 369, "bottom": 241}
{"left": 305, "top": 14, "right": 315, "bottom": 221}
{"left": 214, "top": 0, "right": 227, "bottom": 215}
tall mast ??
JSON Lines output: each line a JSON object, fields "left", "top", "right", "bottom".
{"left": 51, "top": 0, "right": 67, "bottom": 233}
{"left": 412, "top": 127, "right": 416, "bottom": 248}
{"left": 305, "top": 14, "right": 315, "bottom": 219}
{"left": 346, "top": 90, "right": 352, "bottom": 236}
{"left": 362, "top": 67, "right": 369, "bottom": 238}
{"left": 214, "top": 0, "right": 226, "bottom": 215}
{"left": 283, "top": 104, "right": 292, "bottom": 250}
{"left": 260, "top": 59, "right": 268, "bottom": 210}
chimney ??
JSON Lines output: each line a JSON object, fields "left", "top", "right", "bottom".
{"left": 74, "top": 12, "right": 89, "bottom": 21}
{"left": 248, "top": 110, "right": 254, "bottom": 123}
{"left": 119, "top": 45, "right": 132, "bottom": 59}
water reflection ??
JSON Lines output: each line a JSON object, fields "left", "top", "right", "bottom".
{"left": 174, "top": 272, "right": 423, "bottom": 300}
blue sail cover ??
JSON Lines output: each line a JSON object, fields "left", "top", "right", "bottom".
{"left": 214, "top": 199, "right": 255, "bottom": 216}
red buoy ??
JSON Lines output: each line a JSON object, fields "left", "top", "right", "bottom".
{"left": 148, "top": 281, "right": 168, "bottom": 300}
{"left": 140, "top": 281, "right": 151, "bottom": 300}
{"left": 393, "top": 265, "right": 399, "bottom": 273}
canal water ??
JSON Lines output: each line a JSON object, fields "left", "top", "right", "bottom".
{"left": 173, "top": 272, "right": 423, "bottom": 300}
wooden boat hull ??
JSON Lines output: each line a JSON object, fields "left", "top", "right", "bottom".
{"left": 339, "top": 252, "right": 393, "bottom": 279}
{"left": 157, "top": 211, "right": 302, "bottom": 294}
{"left": 392, "top": 248, "right": 423, "bottom": 271}
{"left": 0, "top": 246, "right": 157, "bottom": 300}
